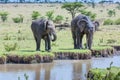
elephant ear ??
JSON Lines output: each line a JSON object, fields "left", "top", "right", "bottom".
{"left": 77, "top": 19, "right": 87, "bottom": 32}
{"left": 44, "top": 20, "right": 49, "bottom": 30}
{"left": 93, "top": 21, "right": 100, "bottom": 27}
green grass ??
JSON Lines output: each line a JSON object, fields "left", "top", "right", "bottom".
{"left": 0, "top": 51, "right": 54, "bottom": 57}
{"left": 89, "top": 67, "right": 120, "bottom": 79}
{"left": 92, "top": 46, "right": 113, "bottom": 50}
{"left": 0, "top": 4, "right": 120, "bottom": 56}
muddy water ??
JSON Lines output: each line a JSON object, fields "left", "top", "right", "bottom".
{"left": 0, "top": 56, "right": 120, "bottom": 80}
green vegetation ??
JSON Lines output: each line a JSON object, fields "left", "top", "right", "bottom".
{"left": 0, "top": 3, "right": 119, "bottom": 63}
{"left": 0, "top": 11, "right": 9, "bottom": 22}
{"left": 103, "top": 19, "right": 114, "bottom": 25}
{"left": 87, "top": 62, "right": 120, "bottom": 80}
{"left": 62, "top": 2, "right": 84, "bottom": 19}
{"left": 92, "top": 46, "right": 113, "bottom": 50}
{"left": 115, "top": 18, "right": 120, "bottom": 25}
{"left": 18, "top": 73, "right": 29, "bottom": 80}
{"left": 12, "top": 14, "right": 24, "bottom": 23}
{"left": 31, "top": 11, "right": 40, "bottom": 20}
{"left": 107, "top": 9, "right": 116, "bottom": 17}
{"left": 46, "top": 10, "right": 54, "bottom": 20}
{"left": 54, "top": 15, "right": 64, "bottom": 23}
{"left": 4, "top": 42, "right": 19, "bottom": 52}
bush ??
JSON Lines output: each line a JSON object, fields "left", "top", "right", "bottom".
{"left": 103, "top": 19, "right": 114, "bottom": 25}
{"left": 32, "top": 11, "right": 40, "bottom": 20}
{"left": 12, "top": 17, "right": 21, "bottom": 23}
{"left": 12, "top": 14, "right": 24, "bottom": 23}
{"left": 3, "top": 34, "right": 11, "bottom": 40}
{"left": 0, "top": 11, "right": 9, "bottom": 22}
{"left": 46, "top": 10, "right": 54, "bottom": 20}
{"left": 107, "top": 39, "right": 116, "bottom": 44}
{"left": 107, "top": 9, "right": 116, "bottom": 17}
{"left": 4, "top": 42, "right": 19, "bottom": 52}
{"left": 54, "top": 15, "right": 64, "bottom": 23}
{"left": 19, "top": 14, "right": 24, "bottom": 23}
{"left": 115, "top": 18, "right": 120, "bottom": 25}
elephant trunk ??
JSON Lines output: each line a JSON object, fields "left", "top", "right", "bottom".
{"left": 51, "top": 32, "right": 57, "bottom": 41}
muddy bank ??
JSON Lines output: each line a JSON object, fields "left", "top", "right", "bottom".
{"left": 54, "top": 52, "right": 91, "bottom": 60}
{"left": 112, "top": 45, "right": 120, "bottom": 51}
{"left": 6, "top": 53, "right": 54, "bottom": 64}
{"left": 0, "top": 46, "right": 118, "bottom": 64}
{"left": 91, "top": 48, "right": 114, "bottom": 57}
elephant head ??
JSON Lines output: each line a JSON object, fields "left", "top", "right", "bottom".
{"left": 77, "top": 17, "right": 95, "bottom": 32}
{"left": 44, "top": 20, "right": 57, "bottom": 41}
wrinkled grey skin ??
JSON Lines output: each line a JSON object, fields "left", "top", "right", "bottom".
{"left": 31, "top": 19, "right": 57, "bottom": 51}
{"left": 71, "top": 14, "right": 95, "bottom": 49}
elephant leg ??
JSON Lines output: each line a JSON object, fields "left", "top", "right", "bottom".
{"left": 86, "top": 32, "right": 93, "bottom": 50}
{"left": 76, "top": 31, "right": 80, "bottom": 49}
{"left": 36, "top": 35, "right": 41, "bottom": 51}
{"left": 72, "top": 31, "right": 77, "bottom": 49}
{"left": 45, "top": 35, "right": 51, "bottom": 52}
{"left": 79, "top": 33, "right": 84, "bottom": 49}
{"left": 45, "top": 38, "right": 48, "bottom": 51}
{"left": 47, "top": 35, "right": 51, "bottom": 51}
{"left": 86, "top": 34, "right": 89, "bottom": 49}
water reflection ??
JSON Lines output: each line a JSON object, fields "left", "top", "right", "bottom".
{"left": 0, "top": 56, "right": 120, "bottom": 80}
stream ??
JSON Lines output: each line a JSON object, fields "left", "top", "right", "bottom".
{"left": 0, "top": 55, "right": 120, "bottom": 80}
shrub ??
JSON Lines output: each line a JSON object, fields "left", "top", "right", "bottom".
{"left": 54, "top": 15, "right": 64, "bottom": 23}
{"left": 46, "top": 10, "right": 54, "bottom": 20}
{"left": 115, "top": 18, "right": 120, "bottom": 25}
{"left": 19, "top": 14, "right": 24, "bottom": 23}
{"left": 107, "top": 9, "right": 116, "bottom": 17}
{"left": 3, "top": 34, "right": 11, "bottom": 40}
{"left": 12, "top": 14, "right": 24, "bottom": 23}
{"left": 0, "top": 11, "right": 9, "bottom": 22}
{"left": 103, "top": 19, "right": 114, "bottom": 25}
{"left": 12, "top": 17, "right": 21, "bottom": 23}
{"left": 32, "top": 11, "right": 40, "bottom": 20}
{"left": 107, "top": 39, "right": 116, "bottom": 44}
{"left": 4, "top": 42, "right": 19, "bottom": 52}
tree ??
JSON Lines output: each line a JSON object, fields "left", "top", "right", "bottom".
{"left": 62, "top": 2, "right": 84, "bottom": 19}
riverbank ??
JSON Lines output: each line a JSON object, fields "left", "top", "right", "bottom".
{"left": 0, "top": 46, "right": 119, "bottom": 64}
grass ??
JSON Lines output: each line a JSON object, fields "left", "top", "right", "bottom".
{"left": 88, "top": 66, "right": 120, "bottom": 79}
{"left": 0, "top": 3, "right": 120, "bottom": 57}
{"left": 92, "top": 46, "right": 113, "bottom": 50}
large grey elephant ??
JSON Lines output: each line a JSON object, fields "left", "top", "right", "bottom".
{"left": 71, "top": 14, "right": 95, "bottom": 49}
{"left": 31, "top": 19, "right": 57, "bottom": 51}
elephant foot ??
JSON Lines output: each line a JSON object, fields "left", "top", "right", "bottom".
{"left": 45, "top": 49, "right": 51, "bottom": 52}
{"left": 36, "top": 49, "right": 40, "bottom": 51}
{"left": 85, "top": 47, "right": 91, "bottom": 50}
{"left": 74, "top": 46, "right": 83, "bottom": 49}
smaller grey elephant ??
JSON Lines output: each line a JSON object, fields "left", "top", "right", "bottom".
{"left": 31, "top": 19, "right": 57, "bottom": 51}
